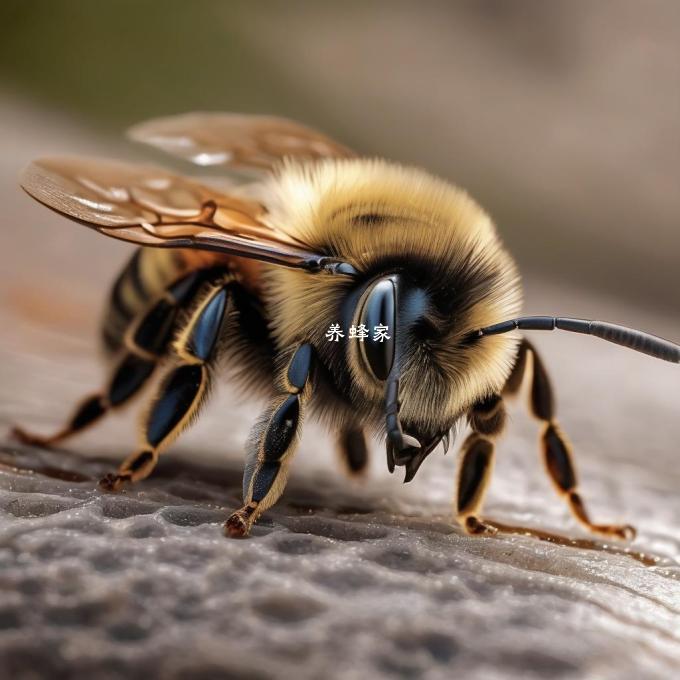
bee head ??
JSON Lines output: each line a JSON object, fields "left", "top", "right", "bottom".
{"left": 343, "top": 265, "right": 519, "bottom": 482}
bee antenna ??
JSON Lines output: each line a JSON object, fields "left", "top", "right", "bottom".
{"left": 472, "top": 316, "right": 680, "bottom": 364}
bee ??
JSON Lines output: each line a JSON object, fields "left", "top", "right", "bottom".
{"left": 13, "top": 112, "right": 679, "bottom": 539}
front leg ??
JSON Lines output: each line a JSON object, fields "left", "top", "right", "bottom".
{"left": 455, "top": 393, "right": 507, "bottom": 535}
{"left": 225, "top": 343, "right": 314, "bottom": 537}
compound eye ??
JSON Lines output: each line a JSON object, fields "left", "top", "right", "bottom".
{"left": 358, "top": 276, "right": 396, "bottom": 381}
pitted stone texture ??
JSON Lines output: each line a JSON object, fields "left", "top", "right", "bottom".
{"left": 0, "top": 415, "right": 679, "bottom": 680}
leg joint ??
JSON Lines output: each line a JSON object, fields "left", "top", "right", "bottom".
{"left": 469, "top": 393, "right": 506, "bottom": 436}
{"left": 176, "top": 284, "right": 232, "bottom": 363}
{"left": 285, "top": 343, "right": 314, "bottom": 393}
{"left": 261, "top": 394, "right": 301, "bottom": 462}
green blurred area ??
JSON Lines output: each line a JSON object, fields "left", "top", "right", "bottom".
{"left": 0, "top": 0, "right": 319, "bottom": 130}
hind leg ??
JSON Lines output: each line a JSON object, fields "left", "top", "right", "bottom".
{"left": 99, "top": 278, "right": 234, "bottom": 491}
{"left": 337, "top": 425, "right": 369, "bottom": 476}
{"left": 12, "top": 354, "right": 156, "bottom": 448}
{"left": 12, "top": 271, "right": 204, "bottom": 447}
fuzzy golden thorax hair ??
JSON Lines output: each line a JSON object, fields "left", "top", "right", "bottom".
{"left": 262, "top": 158, "right": 523, "bottom": 435}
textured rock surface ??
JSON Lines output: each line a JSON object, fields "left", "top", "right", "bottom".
{"left": 1, "top": 95, "right": 679, "bottom": 679}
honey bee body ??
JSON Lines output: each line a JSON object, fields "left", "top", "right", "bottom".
{"left": 15, "top": 113, "right": 679, "bottom": 538}
{"left": 101, "top": 159, "right": 521, "bottom": 443}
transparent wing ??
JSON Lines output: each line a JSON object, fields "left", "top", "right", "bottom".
{"left": 127, "top": 112, "right": 355, "bottom": 171}
{"left": 20, "top": 156, "right": 326, "bottom": 268}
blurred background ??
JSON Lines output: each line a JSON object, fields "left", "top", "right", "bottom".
{"left": 0, "top": 0, "right": 678, "bottom": 316}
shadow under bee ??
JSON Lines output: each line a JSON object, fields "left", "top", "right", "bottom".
{"left": 3, "top": 441, "right": 677, "bottom": 574}
{"left": 482, "top": 518, "right": 669, "bottom": 569}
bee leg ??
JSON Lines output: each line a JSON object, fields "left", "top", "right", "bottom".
{"left": 502, "top": 338, "right": 530, "bottom": 397}
{"left": 12, "top": 395, "right": 109, "bottom": 449}
{"left": 337, "top": 425, "right": 369, "bottom": 476}
{"left": 225, "top": 343, "right": 314, "bottom": 537}
{"left": 455, "top": 393, "right": 507, "bottom": 535}
{"left": 99, "top": 279, "right": 232, "bottom": 492}
{"left": 524, "top": 340, "right": 635, "bottom": 540}
{"left": 11, "top": 271, "right": 204, "bottom": 448}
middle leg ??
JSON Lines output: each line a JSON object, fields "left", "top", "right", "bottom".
{"left": 337, "top": 424, "right": 369, "bottom": 476}
{"left": 225, "top": 343, "right": 315, "bottom": 537}
{"left": 455, "top": 393, "right": 507, "bottom": 535}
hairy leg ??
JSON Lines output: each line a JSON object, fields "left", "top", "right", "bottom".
{"left": 12, "top": 271, "right": 204, "bottom": 447}
{"left": 225, "top": 343, "right": 315, "bottom": 537}
{"left": 523, "top": 341, "right": 634, "bottom": 539}
{"left": 337, "top": 425, "right": 369, "bottom": 476}
{"left": 99, "top": 277, "right": 234, "bottom": 490}
{"left": 455, "top": 393, "right": 506, "bottom": 534}
{"left": 498, "top": 339, "right": 634, "bottom": 539}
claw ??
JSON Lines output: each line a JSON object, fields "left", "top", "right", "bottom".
{"left": 400, "top": 433, "right": 421, "bottom": 450}
{"left": 403, "top": 435, "right": 442, "bottom": 483}
{"left": 403, "top": 451, "right": 426, "bottom": 483}
{"left": 224, "top": 512, "right": 249, "bottom": 538}
{"left": 393, "top": 446, "right": 420, "bottom": 467}
{"left": 98, "top": 472, "right": 130, "bottom": 492}
{"left": 441, "top": 431, "right": 450, "bottom": 455}
{"left": 11, "top": 426, "right": 54, "bottom": 448}
{"left": 386, "top": 440, "right": 395, "bottom": 473}
{"left": 225, "top": 505, "right": 256, "bottom": 538}
{"left": 390, "top": 431, "right": 421, "bottom": 466}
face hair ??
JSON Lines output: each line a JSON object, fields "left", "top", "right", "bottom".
{"left": 473, "top": 316, "right": 680, "bottom": 364}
